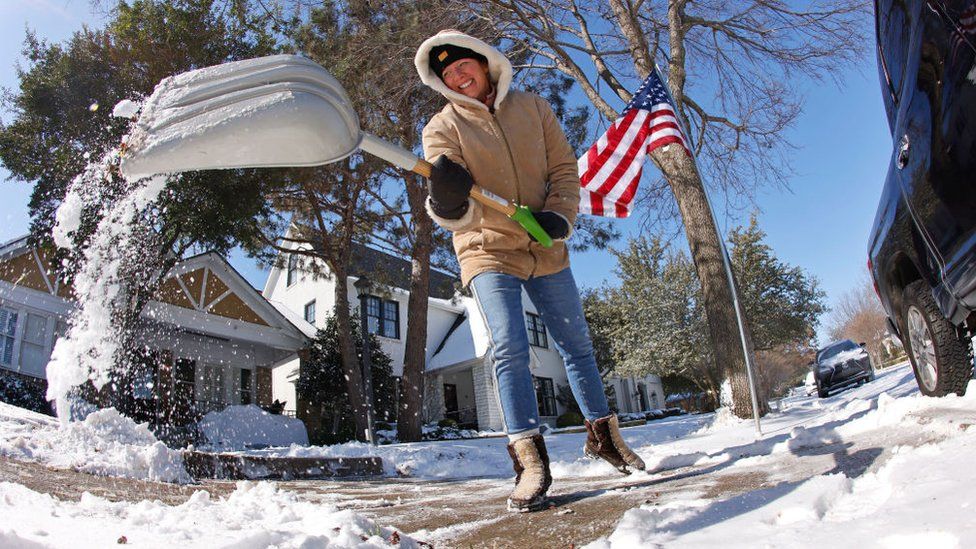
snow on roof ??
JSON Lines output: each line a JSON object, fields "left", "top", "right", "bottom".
{"left": 429, "top": 317, "right": 478, "bottom": 371}
{"left": 428, "top": 297, "right": 490, "bottom": 371}
{"left": 268, "top": 299, "right": 318, "bottom": 338}
{"left": 0, "top": 234, "right": 30, "bottom": 256}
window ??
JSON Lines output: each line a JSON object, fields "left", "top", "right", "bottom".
{"left": 19, "top": 313, "right": 50, "bottom": 377}
{"left": 131, "top": 350, "right": 156, "bottom": 400}
{"left": 875, "top": 0, "right": 911, "bottom": 116}
{"left": 365, "top": 295, "right": 400, "bottom": 339}
{"left": 198, "top": 363, "right": 225, "bottom": 412}
{"left": 286, "top": 253, "right": 298, "bottom": 286}
{"left": 174, "top": 358, "right": 196, "bottom": 401}
{"left": 0, "top": 307, "right": 17, "bottom": 366}
{"left": 240, "top": 368, "right": 253, "bottom": 405}
{"left": 526, "top": 312, "right": 548, "bottom": 348}
{"left": 534, "top": 376, "right": 557, "bottom": 417}
{"left": 304, "top": 300, "right": 316, "bottom": 325}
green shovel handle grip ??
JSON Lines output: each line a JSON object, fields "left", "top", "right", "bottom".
{"left": 411, "top": 160, "right": 553, "bottom": 247}
{"left": 511, "top": 206, "right": 554, "bottom": 248}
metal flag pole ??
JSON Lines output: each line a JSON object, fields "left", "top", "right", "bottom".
{"left": 655, "top": 65, "right": 763, "bottom": 437}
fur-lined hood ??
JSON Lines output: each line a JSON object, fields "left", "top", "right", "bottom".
{"left": 414, "top": 30, "right": 513, "bottom": 111}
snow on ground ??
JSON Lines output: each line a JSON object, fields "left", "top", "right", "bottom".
{"left": 1, "top": 361, "right": 974, "bottom": 547}
{"left": 0, "top": 481, "right": 416, "bottom": 549}
{"left": 588, "top": 363, "right": 976, "bottom": 548}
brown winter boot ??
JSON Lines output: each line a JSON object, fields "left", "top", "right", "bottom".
{"left": 584, "top": 414, "right": 646, "bottom": 474}
{"left": 506, "top": 434, "right": 552, "bottom": 512}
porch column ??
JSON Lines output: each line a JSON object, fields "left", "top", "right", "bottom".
{"left": 158, "top": 349, "right": 173, "bottom": 423}
{"left": 473, "top": 358, "right": 504, "bottom": 431}
{"left": 424, "top": 373, "right": 446, "bottom": 422}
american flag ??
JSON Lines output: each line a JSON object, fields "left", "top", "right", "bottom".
{"left": 950, "top": 2, "right": 976, "bottom": 65}
{"left": 577, "top": 67, "right": 689, "bottom": 217}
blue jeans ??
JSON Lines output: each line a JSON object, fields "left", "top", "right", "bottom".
{"left": 470, "top": 267, "right": 610, "bottom": 434}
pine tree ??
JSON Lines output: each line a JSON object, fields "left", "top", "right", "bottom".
{"left": 297, "top": 314, "right": 396, "bottom": 445}
{"left": 586, "top": 222, "right": 827, "bottom": 407}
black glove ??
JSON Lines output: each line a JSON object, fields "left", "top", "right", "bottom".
{"left": 428, "top": 156, "right": 475, "bottom": 220}
{"left": 531, "top": 211, "right": 571, "bottom": 241}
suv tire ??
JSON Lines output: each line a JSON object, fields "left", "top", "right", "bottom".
{"left": 901, "top": 280, "right": 973, "bottom": 396}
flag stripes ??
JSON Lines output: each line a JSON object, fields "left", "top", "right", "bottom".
{"left": 577, "top": 69, "right": 689, "bottom": 218}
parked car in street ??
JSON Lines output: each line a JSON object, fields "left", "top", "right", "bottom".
{"left": 811, "top": 340, "right": 875, "bottom": 398}
{"left": 867, "top": 0, "right": 976, "bottom": 396}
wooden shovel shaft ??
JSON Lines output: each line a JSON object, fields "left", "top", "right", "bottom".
{"left": 411, "top": 159, "right": 517, "bottom": 217}
{"left": 359, "top": 133, "right": 516, "bottom": 216}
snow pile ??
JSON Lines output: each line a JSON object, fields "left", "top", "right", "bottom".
{"left": 1, "top": 362, "right": 975, "bottom": 547}
{"left": 0, "top": 402, "right": 189, "bottom": 483}
{"left": 0, "top": 481, "right": 417, "bottom": 548}
{"left": 694, "top": 405, "right": 747, "bottom": 434}
{"left": 592, "top": 431, "right": 976, "bottom": 548}
{"left": 273, "top": 438, "right": 515, "bottom": 478}
{"left": 198, "top": 405, "right": 308, "bottom": 450}
{"left": 586, "top": 371, "right": 976, "bottom": 548}
{"left": 372, "top": 422, "right": 486, "bottom": 445}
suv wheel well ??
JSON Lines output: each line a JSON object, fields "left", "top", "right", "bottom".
{"left": 887, "top": 254, "right": 923, "bottom": 332}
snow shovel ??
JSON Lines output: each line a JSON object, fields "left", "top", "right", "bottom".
{"left": 119, "top": 54, "right": 553, "bottom": 247}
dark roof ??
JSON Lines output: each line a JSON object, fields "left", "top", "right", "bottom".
{"left": 348, "top": 244, "right": 459, "bottom": 300}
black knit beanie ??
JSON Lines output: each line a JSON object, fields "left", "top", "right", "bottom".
{"left": 429, "top": 44, "right": 488, "bottom": 79}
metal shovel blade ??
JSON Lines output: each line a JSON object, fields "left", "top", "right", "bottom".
{"left": 120, "top": 55, "right": 362, "bottom": 180}
{"left": 118, "top": 54, "right": 556, "bottom": 248}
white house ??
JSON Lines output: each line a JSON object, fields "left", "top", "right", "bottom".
{"left": 0, "top": 235, "right": 310, "bottom": 428}
{"left": 265, "top": 241, "right": 666, "bottom": 431}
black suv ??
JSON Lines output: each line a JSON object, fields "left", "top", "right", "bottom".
{"left": 868, "top": 0, "right": 976, "bottom": 396}
{"left": 811, "top": 340, "right": 875, "bottom": 398}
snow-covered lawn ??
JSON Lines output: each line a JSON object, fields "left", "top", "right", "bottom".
{"left": 1, "top": 361, "right": 974, "bottom": 547}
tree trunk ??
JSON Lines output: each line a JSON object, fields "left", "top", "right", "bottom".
{"left": 398, "top": 173, "right": 434, "bottom": 442}
{"left": 651, "top": 146, "right": 768, "bottom": 418}
{"left": 332, "top": 263, "right": 370, "bottom": 441}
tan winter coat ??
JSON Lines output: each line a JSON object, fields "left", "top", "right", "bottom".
{"left": 415, "top": 31, "right": 581, "bottom": 286}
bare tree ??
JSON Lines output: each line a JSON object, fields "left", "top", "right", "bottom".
{"left": 756, "top": 343, "right": 816, "bottom": 399}
{"left": 249, "top": 160, "right": 385, "bottom": 442}
{"left": 829, "top": 273, "right": 901, "bottom": 368}
{"left": 470, "top": 0, "right": 866, "bottom": 417}
{"left": 298, "top": 0, "right": 491, "bottom": 442}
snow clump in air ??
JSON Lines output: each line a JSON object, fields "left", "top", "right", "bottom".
{"left": 112, "top": 99, "right": 140, "bottom": 119}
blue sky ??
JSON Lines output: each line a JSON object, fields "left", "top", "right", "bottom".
{"left": 0, "top": 1, "right": 892, "bottom": 342}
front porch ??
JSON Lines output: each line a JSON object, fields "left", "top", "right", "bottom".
{"left": 425, "top": 363, "right": 480, "bottom": 429}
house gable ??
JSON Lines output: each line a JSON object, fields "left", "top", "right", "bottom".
{"left": 0, "top": 243, "right": 71, "bottom": 299}
{"left": 1, "top": 237, "right": 295, "bottom": 340}
{"left": 156, "top": 264, "right": 269, "bottom": 327}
